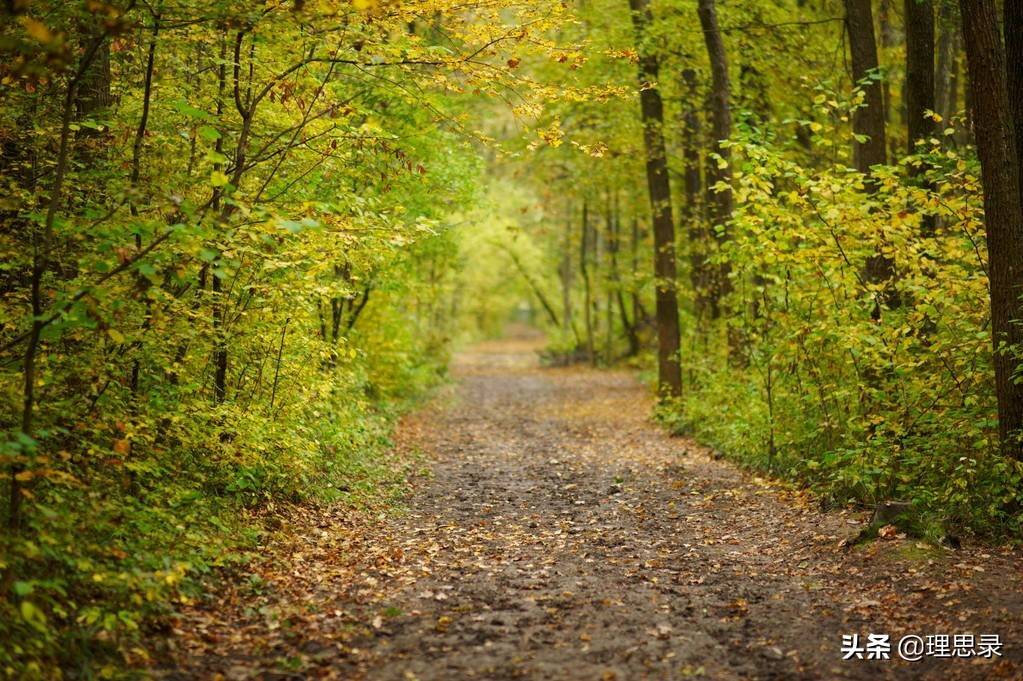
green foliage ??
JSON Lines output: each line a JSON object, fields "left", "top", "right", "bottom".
{"left": 495, "top": 0, "right": 1023, "bottom": 539}
{"left": 668, "top": 95, "right": 1023, "bottom": 535}
{"left": 0, "top": 0, "right": 563, "bottom": 675}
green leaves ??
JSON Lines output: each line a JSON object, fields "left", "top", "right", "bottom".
{"left": 173, "top": 98, "right": 212, "bottom": 120}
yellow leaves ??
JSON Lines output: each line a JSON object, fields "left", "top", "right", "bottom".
{"left": 210, "top": 170, "right": 229, "bottom": 187}
{"left": 570, "top": 140, "right": 607, "bottom": 158}
{"left": 605, "top": 48, "right": 638, "bottom": 63}
{"left": 351, "top": 0, "right": 377, "bottom": 10}
{"left": 20, "top": 600, "right": 46, "bottom": 627}
{"left": 535, "top": 120, "right": 563, "bottom": 148}
{"left": 20, "top": 17, "right": 54, "bottom": 44}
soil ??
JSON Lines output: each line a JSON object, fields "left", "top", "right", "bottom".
{"left": 158, "top": 330, "right": 1023, "bottom": 680}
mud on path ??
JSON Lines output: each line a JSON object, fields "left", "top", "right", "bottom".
{"left": 162, "top": 331, "right": 1023, "bottom": 680}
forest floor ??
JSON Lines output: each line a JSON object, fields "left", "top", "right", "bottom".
{"left": 158, "top": 328, "right": 1023, "bottom": 680}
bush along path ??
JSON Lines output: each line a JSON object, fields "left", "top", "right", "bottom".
{"left": 159, "top": 331, "right": 1023, "bottom": 680}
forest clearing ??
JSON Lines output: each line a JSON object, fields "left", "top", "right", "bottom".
{"left": 3, "top": 0, "right": 1023, "bottom": 678}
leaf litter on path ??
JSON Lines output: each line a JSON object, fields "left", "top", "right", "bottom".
{"left": 157, "top": 333, "right": 1023, "bottom": 680}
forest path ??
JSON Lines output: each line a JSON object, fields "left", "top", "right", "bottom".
{"left": 163, "top": 329, "right": 1023, "bottom": 680}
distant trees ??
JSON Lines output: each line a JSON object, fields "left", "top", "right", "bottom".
{"left": 517, "top": 0, "right": 1023, "bottom": 528}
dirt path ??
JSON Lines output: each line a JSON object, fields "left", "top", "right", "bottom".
{"left": 161, "top": 332, "right": 1023, "bottom": 680}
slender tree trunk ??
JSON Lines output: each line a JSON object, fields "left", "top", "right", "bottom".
{"left": 502, "top": 246, "right": 561, "bottom": 328}
{"left": 630, "top": 216, "right": 647, "bottom": 332}
{"left": 935, "top": 2, "right": 960, "bottom": 132}
{"left": 905, "top": 0, "right": 936, "bottom": 236}
{"left": 7, "top": 23, "right": 109, "bottom": 550}
{"left": 580, "top": 201, "right": 596, "bottom": 365}
{"left": 845, "top": 0, "right": 888, "bottom": 172}
{"left": 211, "top": 32, "right": 229, "bottom": 404}
{"left": 560, "top": 214, "right": 578, "bottom": 346}
{"left": 75, "top": 29, "right": 113, "bottom": 120}
{"left": 628, "top": 0, "right": 683, "bottom": 399}
{"left": 905, "top": 0, "right": 936, "bottom": 151}
{"left": 846, "top": 0, "right": 898, "bottom": 314}
{"left": 959, "top": 0, "right": 1023, "bottom": 459}
{"left": 608, "top": 193, "right": 640, "bottom": 356}
{"left": 879, "top": 0, "right": 897, "bottom": 127}
{"left": 697, "top": 0, "right": 734, "bottom": 318}
{"left": 680, "top": 67, "right": 709, "bottom": 322}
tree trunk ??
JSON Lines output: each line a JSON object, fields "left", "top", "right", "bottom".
{"left": 75, "top": 30, "right": 113, "bottom": 120}
{"left": 846, "top": 0, "right": 897, "bottom": 313}
{"left": 630, "top": 216, "right": 648, "bottom": 332}
{"left": 580, "top": 201, "right": 596, "bottom": 365}
{"left": 1006, "top": 0, "right": 1023, "bottom": 207}
{"left": 935, "top": 2, "right": 960, "bottom": 132}
{"left": 609, "top": 194, "right": 640, "bottom": 356}
{"left": 905, "top": 0, "right": 936, "bottom": 152}
{"left": 845, "top": 0, "right": 888, "bottom": 172}
{"left": 7, "top": 26, "right": 109, "bottom": 539}
{"left": 680, "top": 67, "right": 709, "bottom": 322}
{"left": 959, "top": 0, "right": 1023, "bottom": 459}
{"left": 560, "top": 214, "right": 579, "bottom": 346}
{"left": 628, "top": 0, "right": 683, "bottom": 399}
{"left": 905, "top": 0, "right": 937, "bottom": 236}
{"left": 697, "top": 0, "right": 734, "bottom": 318}
{"left": 879, "top": 0, "right": 897, "bottom": 126}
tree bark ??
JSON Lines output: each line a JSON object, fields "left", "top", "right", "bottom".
{"left": 1006, "top": 0, "right": 1023, "bottom": 207}
{"left": 608, "top": 193, "right": 640, "bottom": 356}
{"left": 935, "top": 2, "right": 960, "bottom": 132}
{"left": 905, "top": 0, "right": 936, "bottom": 152}
{"left": 878, "top": 0, "right": 897, "bottom": 126}
{"left": 697, "top": 0, "right": 734, "bottom": 317}
{"left": 580, "top": 200, "right": 596, "bottom": 365}
{"left": 959, "top": 0, "right": 1023, "bottom": 459}
{"left": 560, "top": 214, "right": 579, "bottom": 347}
{"left": 628, "top": 0, "right": 683, "bottom": 399}
{"left": 845, "top": 0, "right": 897, "bottom": 313}
{"left": 845, "top": 0, "right": 888, "bottom": 172}
{"left": 680, "top": 67, "right": 708, "bottom": 321}
{"left": 905, "top": 0, "right": 937, "bottom": 236}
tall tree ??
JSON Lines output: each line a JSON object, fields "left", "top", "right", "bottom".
{"left": 905, "top": 0, "right": 936, "bottom": 151}
{"left": 1006, "top": 0, "right": 1023, "bottom": 206}
{"left": 679, "top": 66, "right": 709, "bottom": 321}
{"left": 628, "top": 0, "right": 683, "bottom": 399}
{"left": 845, "top": 0, "right": 897, "bottom": 313}
{"left": 905, "top": 0, "right": 937, "bottom": 236}
{"left": 878, "top": 0, "right": 898, "bottom": 126}
{"left": 959, "top": 0, "right": 1023, "bottom": 459}
{"left": 934, "top": 2, "right": 960, "bottom": 132}
{"left": 844, "top": 0, "right": 888, "bottom": 172}
{"left": 580, "top": 200, "right": 596, "bottom": 364}
{"left": 697, "top": 0, "right": 734, "bottom": 319}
